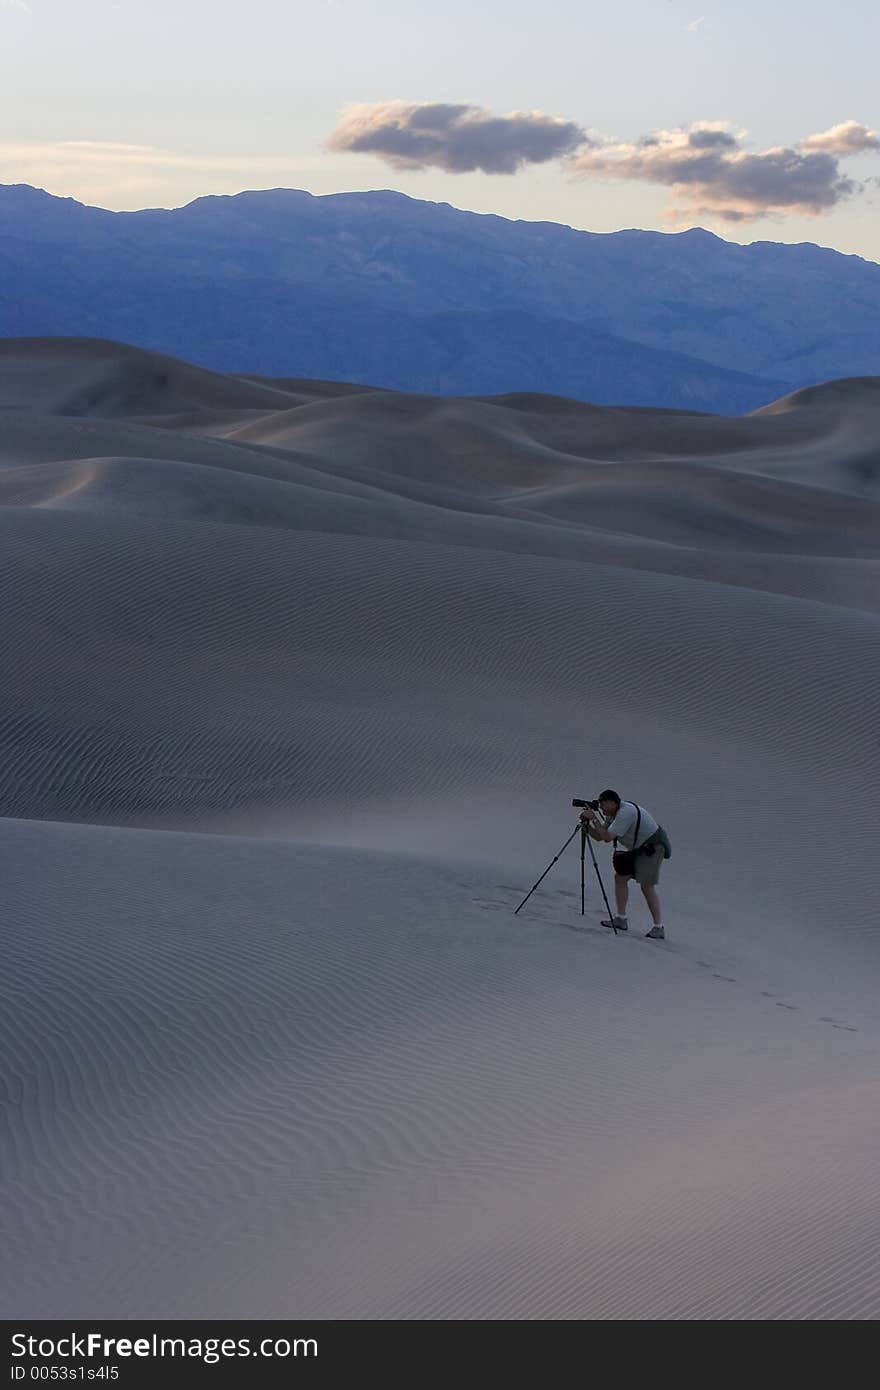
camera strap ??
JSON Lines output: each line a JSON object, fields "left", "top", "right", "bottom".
{"left": 613, "top": 802, "right": 641, "bottom": 851}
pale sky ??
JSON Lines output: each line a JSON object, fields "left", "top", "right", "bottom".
{"left": 2, "top": 0, "right": 879, "bottom": 261}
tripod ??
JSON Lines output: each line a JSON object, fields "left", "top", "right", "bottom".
{"left": 514, "top": 820, "right": 618, "bottom": 933}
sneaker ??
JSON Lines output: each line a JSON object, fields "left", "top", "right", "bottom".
{"left": 645, "top": 925, "right": 665, "bottom": 940}
{"left": 601, "top": 917, "right": 628, "bottom": 931}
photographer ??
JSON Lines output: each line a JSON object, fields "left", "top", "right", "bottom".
{"left": 579, "top": 790, "right": 670, "bottom": 940}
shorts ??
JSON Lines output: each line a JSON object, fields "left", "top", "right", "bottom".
{"left": 634, "top": 844, "right": 664, "bottom": 887}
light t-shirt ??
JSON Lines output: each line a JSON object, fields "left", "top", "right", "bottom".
{"left": 605, "top": 801, "right": 659, "bottom": 850}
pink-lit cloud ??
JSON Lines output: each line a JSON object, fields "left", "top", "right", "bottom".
{"left": 800, "top": 121, "right": 880, "bottom": 154}
{"left": 565, "top": 121, "right": 865, "bottom": 221}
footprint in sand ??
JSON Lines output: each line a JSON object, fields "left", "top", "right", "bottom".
{"left": 712, "top": 973, "right": 737, "bottom": 983}
{"left": 775, "top": 1001, "right": 798, "bottom": 1011}
{"left": 819, "top": 1016, "right": 859, "bottom": 1032}
{"left": 761, "top": 990, "right": 777, "bottom": 998}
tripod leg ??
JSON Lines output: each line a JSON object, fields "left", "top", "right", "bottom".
{"left": 585, "top": 832, "right": 618, "bottom": 933}
{"left": 580, "top": 826, "right": 586, "bottom": 915}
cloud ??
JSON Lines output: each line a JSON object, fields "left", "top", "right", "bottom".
{"left": 686, "top": 127, "right": 738, "bottom": 149}
{"left": 325, "top": 99, "right": 878, "bottom": 222}
{"left": 800, "top": 120, "right": 880, "bottom": 154}
{"left": 0, "top": 139, "right": 314, "bottom": 174}
{"left": 687, "top": 16, "right": 705, "bottom": 31}
{"left": 566, "top": 120, "right": 869, "bottom": 221}
{"left": 1, "top": 0, "right": 33, "bottom": 12}
{"left": 0, "top": 139, "right": 330, "bottom": 209}
{"left": 327, "top": 101, "right": 586, "bottom": 174}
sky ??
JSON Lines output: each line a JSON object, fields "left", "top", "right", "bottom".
{"left": 1, "top": 0, "right": 879, "bottom": 261}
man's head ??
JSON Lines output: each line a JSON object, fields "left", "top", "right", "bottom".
{"left": 598, "top": 789, "right": 621, "bottom": 819}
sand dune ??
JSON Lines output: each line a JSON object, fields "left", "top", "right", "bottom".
{"left": 0, "top": 336, "right": 297, "bottom": 416}
{"left": 1, "top": 338, "right": 879, "bottom": 1319}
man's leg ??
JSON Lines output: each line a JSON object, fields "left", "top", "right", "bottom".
{"left": 640, "top": 882, "right": 662, "bottom": 927}
{"left": 615, "top": 873, "right": 630, "bottom": 916}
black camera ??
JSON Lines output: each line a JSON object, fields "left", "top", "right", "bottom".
{"left": 572, "top": 798, "right": 600, "bottom": 810}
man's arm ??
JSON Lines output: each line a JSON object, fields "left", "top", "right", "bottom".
{"left": 581, "top": 810, "right": 616, "bottom": 843}
{"left": 589, "top": 823, "right": 616, "bottom": 843}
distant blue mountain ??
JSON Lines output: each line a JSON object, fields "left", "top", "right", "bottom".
{"left": 2, "top": 182, "right": 879, "bottom": 413}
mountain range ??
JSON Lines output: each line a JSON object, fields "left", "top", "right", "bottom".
{"left": 2, "top": 182, "right": 880, "bottom": 413}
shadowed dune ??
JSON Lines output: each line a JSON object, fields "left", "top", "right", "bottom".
{"left": 2, "top": 337, "right": 879, "bottom": 1320}
{"left": 0, "top": 336, "right": 297, "bottom": 416}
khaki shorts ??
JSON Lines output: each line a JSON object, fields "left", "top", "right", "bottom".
{"left": 627, "top": 845, "right": 664, "bottom": 887}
